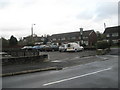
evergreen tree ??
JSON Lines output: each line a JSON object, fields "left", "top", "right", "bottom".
{"left": 1, "top": 37, "right": 9, "bottom": 47}
{"left": 96, "top": 31, "right": 105, "bottom": 41}
{"left": 9, "top": 35, "right": 18, "bottom": 46}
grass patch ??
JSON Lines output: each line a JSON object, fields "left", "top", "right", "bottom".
{"left": 111, "top": 46, "right": 120, "bottom": 48}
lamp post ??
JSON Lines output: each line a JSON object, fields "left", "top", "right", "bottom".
{"left": 80, "top": 28, "right": 83, "bottom": 46}
{"left": 31, "top": 24, "right": 36, "bottom": 44}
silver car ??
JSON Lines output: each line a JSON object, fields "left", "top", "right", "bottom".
{"left": 59, "top": 44, "right": 68, "bottom": 52}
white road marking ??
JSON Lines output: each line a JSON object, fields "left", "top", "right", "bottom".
{"left": 43, "top": 67, "right": 112, "bottom": 86}
{"left": 51, "top": 60, "right": 62, "bottom": 62}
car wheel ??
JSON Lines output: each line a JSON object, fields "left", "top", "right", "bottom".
{"left": 75, "top": 49, "right": 77, "bottom": 52}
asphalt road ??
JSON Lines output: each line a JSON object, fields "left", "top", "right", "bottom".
{"left": 2, "top": 55, "right": 118, "bottom": 88}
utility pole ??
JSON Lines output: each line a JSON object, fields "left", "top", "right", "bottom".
{"left": 31, "top": 24, "right": 36, "bottom": 44}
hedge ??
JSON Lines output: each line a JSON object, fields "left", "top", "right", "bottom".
{"left": 96, "top": 41, "right": 110, "bottom": 49}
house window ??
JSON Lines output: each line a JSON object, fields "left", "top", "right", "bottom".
{"left": 41, "top": 38, "right": 45, "bottom": 41}
{"left": 112, "top": 40, "right": 118, "bottom": 43}
{"left": 61, "top": 38, "right": 65, "bottom": 40}
{"left": 112, "top": 33, "right": 118, "bottom": 37}
{"left": 106, "top": 34, "right": 110, "bottom": 37}
{"left": 84, "top": 41, "right": 88, "bottom": 45}
{"left": 79, "top": 37, "right": 81, "bottom": 39}
{"left": 67, "top": 37, "right": 70, "bottom": 40}
{"left": 58, "top": 38, "right": 61, "bottom": 41}
{"left": 53, "top": 38, "right": 56, "bottom": 41}
{"left": 71, "top": 37, "right": 76, "bottom": 39}
{"left": 83, "top": 36, "right": 88, "bottom": 39}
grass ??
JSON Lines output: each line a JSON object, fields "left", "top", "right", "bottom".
{"left": 111, "top": 46, "right": 120, "bottom": 48}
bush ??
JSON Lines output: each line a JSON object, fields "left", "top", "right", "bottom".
{"left": 96, "top": 41, "right": 110, "bottom": 49}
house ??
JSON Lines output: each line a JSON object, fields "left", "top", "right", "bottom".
{"left": 103, "top": 26, "right": 120, "bottom": 45}
{"left": 22, "top": 34, "right": 47, "bottom": 45}
{"left": 49, "top": 29, "right": 97, "bottom": 47}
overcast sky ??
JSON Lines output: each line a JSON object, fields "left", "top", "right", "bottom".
{"left": 0, "top": 0, "right": 118, "bottom": 39}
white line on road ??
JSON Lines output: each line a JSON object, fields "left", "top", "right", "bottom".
{"left": 43, "top": 67, "right": 112, "bottom": 86}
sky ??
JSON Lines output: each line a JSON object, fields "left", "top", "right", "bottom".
{"left": 0, "top": 0, "right": 119, "bottom": 39}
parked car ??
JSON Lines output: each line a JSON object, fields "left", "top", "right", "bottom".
{"left": 38, "top": 45, "right": 50, "bottom": 51}
{"left": 32, "top": 45, "right": 41, "bottom": 50}
{"left": 21, "top": 46, "right": 33, "bottom": 50}
{"left": 0, "top": 52, "right": 11, "bottom": 57}
{"left": 66, "top": 43, "right": 84, "bottom": 52}
{"left": 38, "top": 45, "right": 46, "bottom": 51}
{"left": 50, "top": 45, "right": 59, "bottom": 51}
{"left": 59, "top": 44, "right": 68, "bottom": 52}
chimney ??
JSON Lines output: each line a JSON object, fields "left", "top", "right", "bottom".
{"left": 80, "top": 28, "right": 83, "bottom": 35}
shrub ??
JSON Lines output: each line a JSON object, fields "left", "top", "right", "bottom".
{"left": 96, "top": 41, "right": 110, "bottom": 49}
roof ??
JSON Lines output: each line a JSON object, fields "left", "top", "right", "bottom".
{"left": 104, "top": 26, "right": 120, "bottom": 34}
{"left": 50, "top": 30, "right": 94, "bottom": 39}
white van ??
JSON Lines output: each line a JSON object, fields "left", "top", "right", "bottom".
{"left": 66, "top": 43, "right": 84, "bottom": 52}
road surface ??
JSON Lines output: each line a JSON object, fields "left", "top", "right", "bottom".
{"left": 2, "top": 54, "right": 118, "bottom": 88}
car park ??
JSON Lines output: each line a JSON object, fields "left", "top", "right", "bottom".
{"left": 66, "top": 43, "right": 84, "bottom": 52}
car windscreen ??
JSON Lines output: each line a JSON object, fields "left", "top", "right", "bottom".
{"left": 67, "top": 44, "right": 71, "bottom": 47}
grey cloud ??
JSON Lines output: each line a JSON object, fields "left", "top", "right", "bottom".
{"left": 21, "top": 0, "right": 36, "bottom": 7}
{"left": 0, "top": 0, "right": 10, "bottom": 9}
{"left": 94, "top": 2, "right": 118, "bottom": 21}
{"left": 76, "top": 2, "right": 118, "bottom": 21}
{"left": 1, "top": 27, "right": 28, "bottom": 32}
{"left": 76, "top": 10, "right": 95, "bottom": 20}
{"left": 118, "top": 1, "right": 120, "bottom": 25}
{"left": 0, "top": 0, "right": 36, "bottom": 9}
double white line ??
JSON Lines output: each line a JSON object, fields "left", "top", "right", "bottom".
{"left": 43, "top": 67, "right": 112, "bottom": 86}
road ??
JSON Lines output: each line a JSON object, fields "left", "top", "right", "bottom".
{"left": 2, "top": 54, "right": 118, "bottom": 88}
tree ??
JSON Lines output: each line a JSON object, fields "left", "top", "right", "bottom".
{"left": 96, "top": 41, "right": 110, "bottom": 49}
{"left": 1, "top": 37, "right": 9, "bottom": 47}
{"left": 18, "top": 37, "right": 24, "bottom": 46}
{"left": 96, "top": 31, "right": 105, "bottom": 41}
{"left": 9, "top": 35, "right": 18, "bottom": 46}
{"left": 43, "top": 37, "right": 48, "bottom": 44}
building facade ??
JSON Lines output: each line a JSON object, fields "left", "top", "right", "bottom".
{"left": 22, "top": 34, "right": 47, "bottom": 45}
{"left": 103, "top": 26, "right": 120, "bottom": 45}
{"left": 49, "top": 30, "right": 97, "bottom": 47}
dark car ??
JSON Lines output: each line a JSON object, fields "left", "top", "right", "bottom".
{"left": 50, "top": 45, "right": 59, "bottom": 51}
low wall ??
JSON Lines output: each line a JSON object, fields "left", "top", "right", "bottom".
{"left": 96, "top": 48, "right": 111, "bottom": 55}
{"left": 2, "top": 54, "right": 48, "bottom": 66}
{"left": 4, "top": 50, "right": 40, "bottom": 57}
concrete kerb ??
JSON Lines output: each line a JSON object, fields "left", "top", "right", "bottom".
{"left": 1, "top": 67, "right": 62, "bottom": 77}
